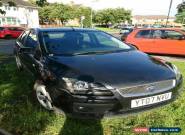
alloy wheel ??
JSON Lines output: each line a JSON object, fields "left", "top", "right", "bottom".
{"left": 36, "top": 85, "right": 53, "bottom": 110}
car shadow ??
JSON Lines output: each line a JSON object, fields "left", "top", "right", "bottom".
{"left": 59, "top": 117, "right": 103, "bottom": 135}
{"left": 0, "top": 58, "right": 56, "bottom": 135}
{"left": 0, "top": 56, "right": 104, "bottom": 135}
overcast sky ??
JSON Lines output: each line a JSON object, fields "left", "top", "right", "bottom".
{"left": 47, "top": 0, "right": 183, "bottom": 16}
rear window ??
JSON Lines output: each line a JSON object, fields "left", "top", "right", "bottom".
{"left": 7, "top": 27, "right": 24, "bottom": 31}
{"left": 136, "top": 30, "right": 151, "bottom": 38}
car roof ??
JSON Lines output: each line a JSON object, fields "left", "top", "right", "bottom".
{"left": 33, "top": 27, "right": 100, "bottom": 32}
{"left": 134, "top": 28, "right": 184, "bottom": 31}
{"left": 0, "top": 25, "right": 24, "bottom": 28}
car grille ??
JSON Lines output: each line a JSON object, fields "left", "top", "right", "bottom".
{"left": 73, "top": 89, "right": 118, "bottom": 104}
{"left": 118, "top": 79, "right": 176, "bottom": 97}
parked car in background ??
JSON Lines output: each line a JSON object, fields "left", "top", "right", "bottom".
{"left": 14, "top": 28, "right": 183, "bottom": 119}
{"left": 0, "top": 26, "right": 24, "bottom": 39}
{"left": 125, "top": 28, "right": 185, "bottom": 56}
{"left": 120, "top": 28, "right": 133, "bottom": 35}
{"left": 120, "top": 28, "right": 134, "bottom": 41}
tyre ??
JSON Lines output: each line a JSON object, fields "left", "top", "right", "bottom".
{"left": 5, "top": 35, "right": 12, "bottom": 39}
{"left": 33, "top": 80, "right": 54, "bottom": 111}
{"left": 15, "top": 55, "right": 23, "bottom": 71}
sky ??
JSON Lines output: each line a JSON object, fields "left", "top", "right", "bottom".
{"left": 47, "top": 0, "right": 183, "bottom": 16}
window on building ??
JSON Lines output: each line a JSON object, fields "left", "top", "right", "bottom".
{"left": 13, "top": 7, "right": 18, "bottom": 11}
{"left": 17, "top": 19, "right": 21, "bottom": 24}
{"left": 29, "top": 9, "right": 33, "bottom": 12}
{"left": 5, "top": 5, "right": 11, "bottom": 10}
{"left": 4, "top": 17, "right": 18, "bottom": 25}
{"left": 2, "top": 18, "right": 5, "bottom": 23}
{"left": 12, "top": 18, "right": 16, "bottom": 25}
{"left": 7, "top": 17, "right": 11, "bottom": 24}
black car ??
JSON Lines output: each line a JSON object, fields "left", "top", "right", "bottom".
{"left": 14, "top": 28, "right": 183, "bottom": 119}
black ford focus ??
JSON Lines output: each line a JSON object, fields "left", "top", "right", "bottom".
{"left": 14, "top": 28, "right": 183, "bottom": 119}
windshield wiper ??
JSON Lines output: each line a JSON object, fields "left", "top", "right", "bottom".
{"left": 71, "top": 50, "right": 126, "bottom": 55}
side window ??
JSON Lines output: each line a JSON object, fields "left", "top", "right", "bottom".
{"left": 16, "top": 28, "right": 24, "bottom": 31}
{"left": 20, "top": 31, "right": 29, "bottom": 44}
{"left": 95, "top": 32, "right": 116, "bottom": 47}
{"left": 25, "top": 30, "right": 38, "bottom": 48}
{"left": 163, "top": 30, "right": 184, "bottom": 40}
{"left": 136, "top": 30, "right": 151, "bottom": 38}
{"left": 81, "top": 33, "right": 90, "bottom": 42}
{"left": 152, "top": 30, "right": 164, "bottom": 39}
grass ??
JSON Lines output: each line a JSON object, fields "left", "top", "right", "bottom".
{"left": 95, "top": 27, "right": 119, "bottom": 33}
{"left": 0, "top": 56, "right": 185, "bottom": 135}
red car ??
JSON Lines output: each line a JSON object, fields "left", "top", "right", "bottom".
{"left": 125, "top": 28, "right": 185, "bottom": 56}
{"left": 0, "top": 26, "right": 25, "bottom": 39}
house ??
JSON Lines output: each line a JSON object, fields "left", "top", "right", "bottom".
{"left": 132, "top": 15, "right": 180, "bottom": 26}
{"left": 0, "top": 0, "right": 39, "bottom": 28}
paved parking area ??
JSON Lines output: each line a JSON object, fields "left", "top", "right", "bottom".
{"left": 0, "top": 39, "right": 15, "bottom": 55}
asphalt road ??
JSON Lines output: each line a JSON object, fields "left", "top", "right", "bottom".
{"left": 0, "top": 39, "right": 15, "bottom": 55}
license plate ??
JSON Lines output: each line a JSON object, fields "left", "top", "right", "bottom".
{"left": 131, "top": 92, "right": 172, "bottom": 108}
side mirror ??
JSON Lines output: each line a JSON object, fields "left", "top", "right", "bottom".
{"left": 19, "top": 47, "right": 33, "bottom": 54}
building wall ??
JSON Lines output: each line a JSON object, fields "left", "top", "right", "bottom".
{"left": 0, "top": 5, "right": 39, "bottom": 28}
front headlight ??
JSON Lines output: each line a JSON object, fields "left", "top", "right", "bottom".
{"left": 62, "top": 77, "right": 112, "bottom": 93}
{"left": 171, "top": 64, "right": 181, "bottom": 81}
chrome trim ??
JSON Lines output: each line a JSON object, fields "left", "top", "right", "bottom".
{"left": 118, "top": 79, "right": 176, "bottom": 98}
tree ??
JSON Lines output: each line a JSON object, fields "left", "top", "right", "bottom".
{"left": 36, "top": 0, "right": 47, "bottom": 7}
{"left": 50, "top": 4, "right": 75, "bottom": 25}
{"left": 0, "top": 0, "right": 16, "bottom": 15}
{"left": 94, "top": 8, "right": 132, "bottom": 27}
{"left": 74, "top": 6, "right": 91, "bottom": 27}
{"left": 38, "top": 3, "right": 92, "bottom": 27}
{"left": 39, "top": 5, "right": 53, "bottom": 24}
{"left": 176, "top": 1, "right": 185, "bottom": 24}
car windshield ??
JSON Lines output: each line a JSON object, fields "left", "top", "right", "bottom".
{"left": 42, "top": 31, "right": 131, "bottom": 55}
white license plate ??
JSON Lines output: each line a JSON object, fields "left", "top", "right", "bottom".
{"left": 131, "top": 92, "right": 172, "bottom": 108}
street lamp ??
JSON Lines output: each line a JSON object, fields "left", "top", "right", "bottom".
{"left": 90, "top": 7, "right": 93, "bottom": 28}
{"left": 90, "top": 0, "right": 99, "bottom": 28}
{"left": 80, "top": 16, "right": 85, "bottom": 28}
{"left": 166, "top": 0, "right": 173, "bottom": 27}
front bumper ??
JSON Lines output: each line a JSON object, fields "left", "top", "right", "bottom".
{"left": 56, "top": 77, "right": 183, "bottom": 119}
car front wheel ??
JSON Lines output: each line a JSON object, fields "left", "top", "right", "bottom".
{"left": 34, "top": 80, "right": 54, "bottom": 110}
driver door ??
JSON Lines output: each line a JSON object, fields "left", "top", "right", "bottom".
{"left": 19, "top": 30, "right": 39, "bottom": 74}
{"left": 154, "top": 30, "right": 185, "bottom": 56}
